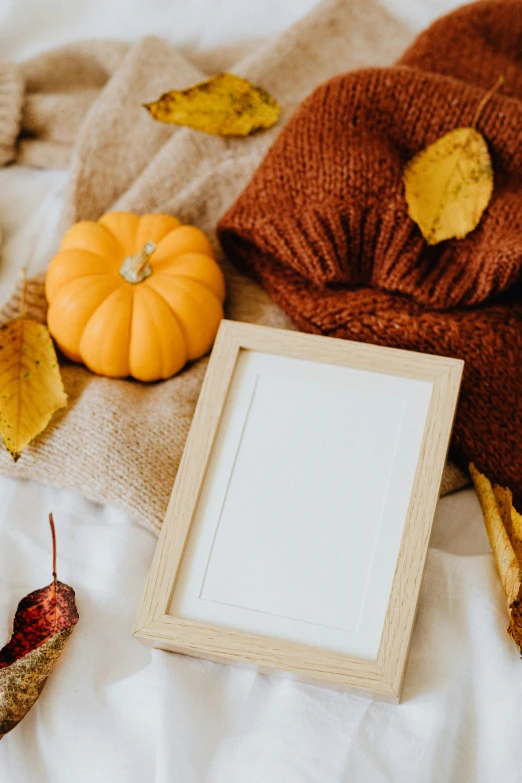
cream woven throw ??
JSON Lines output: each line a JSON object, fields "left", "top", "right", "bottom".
{"left": 0, "top": 0, "right": 467, "bottom": 534}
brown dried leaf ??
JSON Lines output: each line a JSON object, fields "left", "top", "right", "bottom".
{"left": 0, "top": 628, "right": 74, "bottom": 738}
{"left": 470, "top": 463, "right": 522, "bottom": 652}
{"left": 145, "top": 73, "right": 281, "bottom": 136}
{"left": 0, "top": 515, "right": 78, "bottom": 738}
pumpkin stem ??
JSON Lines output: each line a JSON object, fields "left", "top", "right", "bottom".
{"left": 119, "top": 241, "right": 156, "bottom": 284}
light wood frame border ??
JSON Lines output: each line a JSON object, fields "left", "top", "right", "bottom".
{"left": 134, "top": 320, "right": 463, "bottom": 703}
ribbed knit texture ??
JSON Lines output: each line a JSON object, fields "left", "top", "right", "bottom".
{"left": 18, "top": 41, "right": 128, "bottom": 169}
{"left": 218, "top": 0, "right": 522, "bottom": 507}
{"left": 0, "top": 63, "right": 24, "bottom": 166}
{"left": 0, "top": 0, "right": 442, "bottom": 535}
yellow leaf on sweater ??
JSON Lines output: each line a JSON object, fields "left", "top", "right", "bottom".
{"left": 470, "top": 463, "right": 522, "bottom": 652}
{"left": 403, "top": 76, "right": 504, "bottom": 245}
{"left": 0, "top": 318, "right": 67, "bottom": 460}
{"left": 144, "top": 73, "right": 281, "bottom": 137}
{"left": 403, "top": 126, "right": 493, "bottom": 245}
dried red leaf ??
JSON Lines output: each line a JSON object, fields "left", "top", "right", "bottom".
{"left": 0, "top": 514, "right": 78, "bottom": 738}
{"left": 0, "top": 581, "right": 78, "bottom": 668}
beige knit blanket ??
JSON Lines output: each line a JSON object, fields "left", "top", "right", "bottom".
{"left": 0, "top": 0, "right": 468, "bottom": 534}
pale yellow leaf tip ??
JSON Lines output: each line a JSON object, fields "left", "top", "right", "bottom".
{"left": 470, "top": 462, "right": 522, "bottom": 653}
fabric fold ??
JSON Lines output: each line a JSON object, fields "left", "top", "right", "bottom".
{"left": 2, "top": 40, "right": 129, "bottom": 169}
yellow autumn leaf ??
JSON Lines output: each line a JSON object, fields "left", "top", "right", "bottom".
{"left": 145, "top": 73, "right": 281, "bottom": 137}
{"left": 0, "top": 318, "right": 67, "bottom": 460}
{"left": 470, "top": 463, "right": 522, "bottom": 651}
{"left": 403, "top": 126, "right": 493, "bottom": 245}
{"left": 403, "top": 76, "right": 503, "bottom": 246}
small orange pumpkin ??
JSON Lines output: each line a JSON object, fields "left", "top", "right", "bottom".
{"left": 46, "top": 212, "right": 225, "bottom": 382}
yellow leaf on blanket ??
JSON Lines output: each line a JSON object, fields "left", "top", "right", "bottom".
{"left": 144, "top": 73, "right": 281, "bottom": 136}
{"left": 470, "top": 463, "right": 522, "bottom": 653}
{"left": 0, "top": 315, "right": 67, "bottom": 461}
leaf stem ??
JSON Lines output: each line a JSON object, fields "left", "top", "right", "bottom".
{"left": 119, "top": 242, "right": 156, "bottom": 284}
{"left": 49, "top": 512, "right": 58, "bottom": 632}
{"left": 471, "top": 74, "right": 504, "bottom": 129}
{"left": 49, "top": 512, "right": 57, "bottom": 583}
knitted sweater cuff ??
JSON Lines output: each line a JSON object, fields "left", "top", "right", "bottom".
{"left": 0, "top": 64, "right": 24, "bottom": 166}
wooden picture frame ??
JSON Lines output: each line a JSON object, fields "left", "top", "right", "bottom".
{"left": 134, "top": 320, "right": 463, "bottom": 703}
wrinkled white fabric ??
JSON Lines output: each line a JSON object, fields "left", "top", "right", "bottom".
{"left": 1, "top": 1, "right": 521, "bottom": 781}
{"left": 1, "top": 478, "right": 519, "bottom": 783}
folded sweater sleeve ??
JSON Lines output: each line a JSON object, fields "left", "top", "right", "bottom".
{"left": 0, "top": 63, "right": 24, "bottom": 166}
{"left": 0, "top": 40, "right": 128, "bottom": 169}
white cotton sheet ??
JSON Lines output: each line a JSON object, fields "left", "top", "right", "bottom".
{"left": 1, "top": 2, "right": 521, "bottom": 781}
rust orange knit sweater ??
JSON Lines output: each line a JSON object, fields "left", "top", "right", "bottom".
{"left": 218, "top": 0, "right": 522, "bottom": 505}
